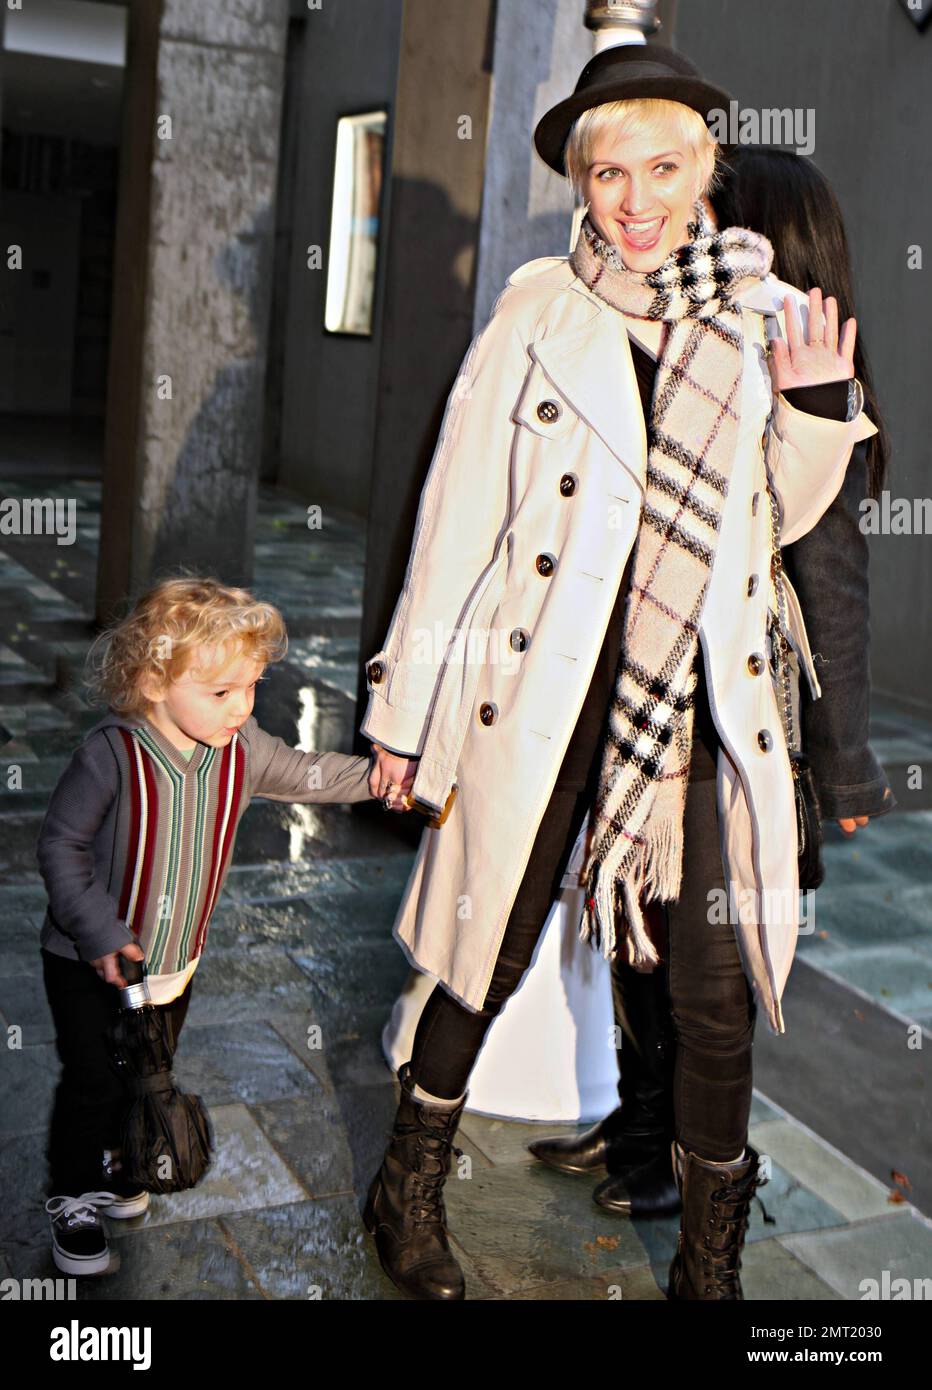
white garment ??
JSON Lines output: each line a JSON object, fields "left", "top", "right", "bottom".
{"left": 144, "top": 957, "right": 199, "bottom": 1005}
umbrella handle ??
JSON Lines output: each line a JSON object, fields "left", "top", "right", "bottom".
{"left": 118, "top": 956, "right": 152, "bottom": 1011}
{"left": 122, "top": 957, "right": 146, "bottom": 986}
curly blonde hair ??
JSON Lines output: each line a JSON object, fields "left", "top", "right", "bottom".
{"left": 84, "top": 571, "right": 289, "bottom": 720}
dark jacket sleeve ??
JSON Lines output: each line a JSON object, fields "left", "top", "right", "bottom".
{"left": 35, "top": 736, "right": 138, "bottom": 961}
{"left": 782, "top": 379, "right": 850, "bottom": 421}
{"left": 782, "top": 438, "right": 896, "bottom": 821}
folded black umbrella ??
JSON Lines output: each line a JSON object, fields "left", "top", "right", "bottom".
{"left": 106, "top": 958, "right": 214, "bottom": 1193}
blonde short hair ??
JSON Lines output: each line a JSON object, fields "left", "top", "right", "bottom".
{"left": 84, "top": 571, "right": 288, "bottom": 720}
{"left": 563, "top": 97, "right": 721, "bottom": 208}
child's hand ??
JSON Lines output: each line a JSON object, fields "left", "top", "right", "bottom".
{"left": 91, "top": 942, "right": 146, "bottom": 988}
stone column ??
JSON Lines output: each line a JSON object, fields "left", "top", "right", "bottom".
{"left": 354, "top": 0, "right": 496, "bottom": 788}
{"left": 97, "top": 0, "right": 290, "bottom": 624}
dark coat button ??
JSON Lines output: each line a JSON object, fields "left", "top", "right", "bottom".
{"left": 537, "top": 399, "right": 562, "bottom": 423}
{"left": 757, "top": 729, "right": 773, "bottom": 751}
{"left": 479, "top": 702, "right": 496, "bottom": 726}
{"left": 510, "top": 628, "right": 529, "bottom": 652}
{"left": 747, "top": 573, "right": 759, "bottom": 597}
{"left": 751, "top": 491, "right": 760, "bottom": 515}
{"left": 747, "top": 652, "right": 765, "bottom": 676}
{"left": 536, "top": 553, "right": 555, "bottom": 577}
{"left": 368, "top": 660, "right": 384, "bottom": 684}
{"left": 559, "top": 473, "right": 577, "bottom": 497}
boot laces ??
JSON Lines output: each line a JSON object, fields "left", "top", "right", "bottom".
{"left": 383, "top": 1119, "right": 463, "bottom": 1226}
{"left": 700, "top": 1174, "right": 760, "bottom": 1295}
{"left": 410, "top": 1123, "right": 463, "bottom": 1226}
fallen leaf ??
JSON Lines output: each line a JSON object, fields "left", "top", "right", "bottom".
{"left": 583, "top": 1235, "right": 621, "bottom": 1255}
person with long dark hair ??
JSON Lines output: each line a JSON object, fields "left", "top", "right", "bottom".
{"left": 715, "top": 148, "right": 894, "bottom": 826}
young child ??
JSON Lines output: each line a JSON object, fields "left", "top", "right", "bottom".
{"left": 36, "top": 574, "right": 378, "bottom": 1275}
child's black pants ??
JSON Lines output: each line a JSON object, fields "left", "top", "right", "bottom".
{"left": 41, "top": 949, "right": 193, "bottom": 1197}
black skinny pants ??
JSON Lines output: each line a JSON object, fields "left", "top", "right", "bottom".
{"left": 41, "top": 948, "right": 194, "bottom": 1197}
{"left": 409, "top": 659, "right": 757, "bottom": 1163}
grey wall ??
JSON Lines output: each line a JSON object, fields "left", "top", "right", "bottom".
{"left": 354, "top": 0, "right": 499, "bottom": 803}
{"left": 672, "top": 0, "right": 932, "bottom": 711}
{"left": 276, "top": 0, "right": 403, "bottom": 516}
{"left": 474, "top": 0, "right": 591, "bottom": 327}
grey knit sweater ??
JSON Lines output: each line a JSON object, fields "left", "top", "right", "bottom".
{"left": 35, "top": 711, "right": 374, "bottom": 969}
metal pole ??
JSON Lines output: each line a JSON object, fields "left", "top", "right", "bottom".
{"left": 585, "top": 0, "right": 662, "bottom": 50}
{"left": 567, "top": 3, "right": 664, "bottom": 249}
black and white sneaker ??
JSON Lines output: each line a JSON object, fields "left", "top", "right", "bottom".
{"left": 99, "top": 1148, "right": 149, "bottom": 1219}
{"left": 45, "top": 1191, "right": 117, "bottom": 1276}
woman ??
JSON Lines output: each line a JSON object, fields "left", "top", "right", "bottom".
{"left": 360, "top": 45, "right": 877, "bottom": 1301}
{"left": 529, "top": 146, "right": 896, "bottom": 1224}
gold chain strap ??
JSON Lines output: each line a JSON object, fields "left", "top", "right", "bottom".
{"left": 763, "top": 446, "right": 799, "bottom": 759}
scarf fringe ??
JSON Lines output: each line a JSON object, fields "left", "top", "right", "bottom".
{"left": 569, "top": 205, "right": 772, "bottom": 973}
{"left": 578, "top": 810, "right": 685, "bottom": 970}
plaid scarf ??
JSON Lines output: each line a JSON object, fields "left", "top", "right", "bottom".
{"left": 570, "top": 202, "right": 773, "bottom": 969}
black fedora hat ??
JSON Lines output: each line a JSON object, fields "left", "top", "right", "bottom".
{"left": 534, "top": 44, "right": 733, "bottom": 177}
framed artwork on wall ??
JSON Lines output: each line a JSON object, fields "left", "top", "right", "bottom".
{"left": 324, "top": 109, "right": 388, "bottom": 337}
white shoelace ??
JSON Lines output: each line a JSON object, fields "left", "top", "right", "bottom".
{"left": 45, "top": 1191, "right": 119, "bottom": 1228}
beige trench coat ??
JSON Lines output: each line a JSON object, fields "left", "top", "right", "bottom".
{"left": 360, "top": 256, "right": 878, "bottom": 1035}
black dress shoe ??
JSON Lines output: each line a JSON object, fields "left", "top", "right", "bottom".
{"left": 528, "top": 1114, "right": 673, "bottom": 1178}
{"left": 593, "top": 1146, "right": 682, "bottom": 1218}
{"left": 526, "top": 1113, "right": 619, "bottom": 1175}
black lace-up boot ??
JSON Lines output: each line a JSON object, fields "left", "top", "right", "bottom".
{"left": 363, "top": 1062, "right": 467, "bottom": 1300}
{"left": 667, "top": 1142, "right": 767, "bottom": 1300}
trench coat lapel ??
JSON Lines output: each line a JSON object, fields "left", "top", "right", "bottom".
{"left": 530, "top": 299, "right": 648, "bottom": 495}
{"left": 528, "top": 276, "right": 787, "bottom": 501}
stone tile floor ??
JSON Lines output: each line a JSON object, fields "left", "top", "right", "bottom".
{"left": 0, "top": 475, "right": 930, "bottom": 1300}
